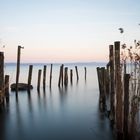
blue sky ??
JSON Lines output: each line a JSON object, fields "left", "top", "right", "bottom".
{"left": 0, "top": 0, "right": 140, "bottom": 62}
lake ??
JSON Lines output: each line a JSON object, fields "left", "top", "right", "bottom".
{"left": 0, "top": 63, "right": 115, "bottom": 140}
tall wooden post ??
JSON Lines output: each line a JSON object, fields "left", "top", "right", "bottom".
{"left": 0, "top": 52, "right": 4, "bottom": 104}
{"left": 49, "top": 64, "right": 53, "bottom": 88}
{"left": 84, "top": 67, "right": 87, "bottom": 81}
{"left": 64, "top": 67, "right": 68, "bottom": 86}
{"left": 123, "top": 74, "right": 130, "bottom": 139}
{"left": 114, "top": 41, "right": 123, "bottom": 138}
{"left": 28, "top": 65, "right": 33, "bottom": 88}
{"left": 15, "top": 46, "right": 24, "bottom": 93}
{"left": 75, "top": 66, "right": 79, "bottom": 81}
{"left": 109, "top": 45, "right": 115, "bottom": 122}
{"left": 37, "top": 69, "right": 42, "bottom": 91}
{"left": 5, "top": 75, "right": 9, "bottom": 103}
{"left": 43, "top": 65, "right": 47, "bottom": 90}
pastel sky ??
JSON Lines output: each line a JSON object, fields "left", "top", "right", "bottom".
{"left": 0, "top": 0, "right": 140, "bottom": 63}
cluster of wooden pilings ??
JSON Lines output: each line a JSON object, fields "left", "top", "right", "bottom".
{"left": 0, "top": 52, "right": 10, "bottom": 106}
{"left": 96, "top": 41, "right": 138, "bottom": 140}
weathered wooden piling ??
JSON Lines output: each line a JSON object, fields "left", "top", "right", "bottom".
{"left": 37, "top": 69, "right": 42, "bottom": 91}
{"left": 64, "top": 67, "right": 68, "bottom": 86}
{"left": 109, "top": 45, "right": 115, "bottom": 122}
{"left": 75, "top": 66, "right": 79, "bottom": 81}
{"left": 84, "top": 67, "right": 87, "bottom": 81}
{"left": 114, "top": 41, "right": 123, "bottom": 138}
{"left": 96, "top": 67, "right": 106, "bottom": 110}
{"left": 28, "top": 65, "right": 33, "bottom": 89}
{"left": 0, "top": 52, "right": 4, "bottom": 104}
{"left": 15, "top": 46, "right": 24, "bottom": 93}
{"left": 5, "top": 75, "right": 9, "bottom": 103}
{"left": 43, "top": 65, "right": 47, "bottom": 90}
{"left": 58, "top": 65, "right": 62, "bottom": 87}
{"left": 49, "top": 64, "right": 53, "bottom": 88}
{"left": 123, "top": 74, "right": 130, "bottom": 139}
{"left": 70, "top": 69, "right": 73, "bottom": 84}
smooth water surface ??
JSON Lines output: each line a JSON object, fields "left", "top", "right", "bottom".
{"left": 0, "top": 63, "right": 114, "bottom": 140}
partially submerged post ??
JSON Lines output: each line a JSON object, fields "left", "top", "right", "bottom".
{"left": 28, "top": 65, "right": 33, "bottom": 89}
{"left": 0, "top": 52, "right": 4, "bottom": 104}
{"left": 58, "top": 65, "right": 62, "bottom": 87}
{"left": 43, "top": 65, "right": 47, "bottom": 90}
{"left": 49, "top": 64, "right": 53, "bottom": 88}
{"left": 70, "top": 69, "right": 73, "bottom": 84}
{"left": 109, "top": 45, "right": 115, "bottom": 122}
{"left": 64, "top": 67, "right": 68, "bottom": 86}
{"left": 75, "top": 66, "right": 79, "bottom": 81}
{"left": 84, "top": 67, "right": 87, "bottom": 81}
{"left": 5, "top": 75, "right": 9, "bottom": 103}
{"left": 123, "top": 74, "right": 130, "bottom": 139}
{"left": 114, "top": 41, "right": 123, "bottom": 138}
{"left": 15, "top": 46, "right": 24, "bottom": 93}
{"left": 37, "top": 69, "right": 42, "bottom": 91}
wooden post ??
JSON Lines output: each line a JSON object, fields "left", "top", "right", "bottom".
{"left": 114, "top": 41, "right": 123, "bottom": 138}
{"left": 75, "top": 66, "right": 79, "bottom": 81}
{"left": 58, "top": 65, "right": 62, "bottom": 87}
{"left": 64, "top": 67, "right": 68, "bottom": 86}
{"left": 43, "top": 65, "right": 47, "bottom": 90}
{"left": 49, "top": 64, "right": 53, "bottom": 88}
{"left": 123, "top": 74, "right": 130, "bottom": 139}
{"left": 97, "top": 67, "right": 106, "bottom": 110}
{"left": 0, "top": 52, "right": 4, "bottom": 104}
{"left": 37, "top": 69, "right": 42, "bottom": 91}
{"left": 15, "top": 46, "right": 24, "bottom": 93}
{"left": 28, "top": 65, "right": 33, "bottom": 88}
{"left": 84, "top": 67, "right": 87, "bottom": 81}
{"left": 70, "top": 69, "right": 73, "bottom": 84}
{"left": 109, "top": 45, "right": 115, "bottom": 122}
{"left": 5, "top": 75, "right": 9, "bottom": 103}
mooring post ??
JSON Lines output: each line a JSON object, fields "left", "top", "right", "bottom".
{"left": 114, "top": 41, "right": 123, "bottom": 138}
{"left": 43, "top": 65, "right": 47, "bottom": 90}
{"left": 15, "top": 46, "right": 24, "bottom": 93}
{"left": 0, "top": 52, "right": 4, "bottom": 104}
{"left": 64, "top": 67, "right": 68, "bottom": 86}
{"left": 84, "top": 67, "right": 87, "bottom": 81}
{"left": 70, "top": 69, "right": 73, "bottom": 84}
{"left": 49, "top": 64, "right": 53, "bottom": 88}
{"left": 109, "top": 45, "right": 115, "bottom": 122}
{"left": 37, "top": 69, "right": 42, "bottom": 91}
{"left": 75, "top": 66, "right": 79, "bottom": 81}
{"left": 28, "top": 65, "right": 33, "bottom": 89}
{"left": 5, "top": 75, "right": 9, "bottom": 103}
{"left": 123, "top": 74, "right": 130, "bottom": 139}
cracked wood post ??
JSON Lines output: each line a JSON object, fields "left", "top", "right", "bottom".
{"left": 28, "top": 65, "right": 33, "bottom": 89}
{"left": 43, "top": 65, "right": 47, "bottom": 90}
{"left": 15, "top": 46, "right": 24, "bottom": 93}
{"left": 0, "top": 52, "right": 4, "bottom": 104}
{"left": 114, "top": 41, "right": 123, "bottom": 138}
{"left": 123, "top": 74, "right": 130, "bottom": 139}
{"left": 37, "top": 69, "right": 42, "bottom": 91}
{"left": 109, "top": 45, "right": 115, "bottom": 122}
{"left": 5, "top": 75, "right": 9, "bottom": 103}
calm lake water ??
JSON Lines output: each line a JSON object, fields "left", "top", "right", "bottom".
{"left": 0, "top": 63, "right": 115, "bottom": 140}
